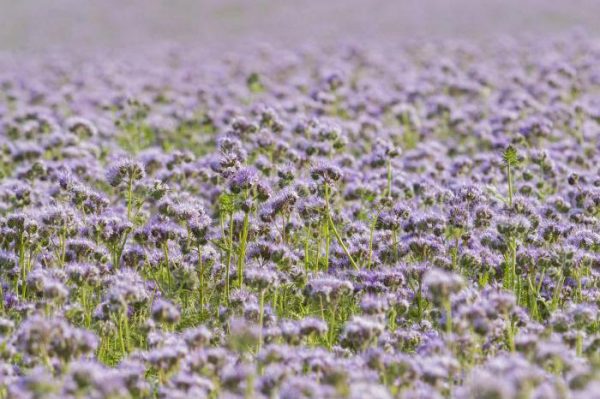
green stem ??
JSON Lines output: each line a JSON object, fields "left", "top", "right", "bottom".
{"left": 575, "top": 269, "right": 583, "bottom": 303}
{"left": 367, "top": 211, "right": 379, "bottom": 269}
{"left": 324, "top": 184, "right": 359, "bottom": 271}
{"left": 304, "top": 225, "right": 310, "bottom": 274}
{"left": 443, "top": 299, "right": 452, "bottom": 334}
{"left": 18, "top": 234, "right": 26, "bottom": 298}
{"left": 386, "top": 158, "right": 392, "bottom": 196}
{"left": 198, "top": 245, "right": 205, "bottom": 312}
{"left": 505, "top": 313, "right": 515, "bottom": 352}
{"left": 225, "top": 213, "right": 234, "bottom": 303}
{"left": 551, "top": 272, "right": 565, "bottom": 312}
{"left": 257, "top": 290, "right": 265, "bottom": 353}
{"left": 163, "top": 242, "right": 172, "bottom": 291}
{"left": 315, "top": 223, "right": 321, "bottom": 271}
{"left": 117, "top": 314, "right": 126, "bottom": 354}
{"left": 324, "top": 217, "right": 330, "bottom": 272}
{"left": 328, "top": 304, "right": 337, "bottom": 347}
{"left": 576, "top": 332, "right": 583, "bottom": 357}
{"left": 127, "top": 177, "right": 134, "bottom": 221}
{"left": 237, "top": 210, "right": 250, "bottom": 288}
{"left": 0, "top": 284, "right": 4, "bottom": 314}
{"left": 507, "top": 163, "right": 513, "bottom": 207}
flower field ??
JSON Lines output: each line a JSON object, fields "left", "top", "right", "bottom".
{"left": 0, "top": 33, "right": 598, "bottom": 398}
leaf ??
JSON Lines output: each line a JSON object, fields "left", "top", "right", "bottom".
{"left": 218, "top": 192, "right": 236, "bottom": 215}
{"left": 502, "top": 145, "right": 520, "bottom": 167}
{"left": 247, "top": 72, "right": 264, "bottom": 93}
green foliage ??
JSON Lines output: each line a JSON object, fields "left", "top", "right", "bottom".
{"left": 218, "top": 192, "right": 236, "bottom": 215}
{"left": 115, "top": 100, "right": 155, "bottom": 154}
{"left": 247, "top": 72, "right": 265, "bottom": 93}
{"left": 502, "top": 144, "right": 520, "bottom": 167}
{"left": 117, "top": 123, "right": 155, "bottom": 154}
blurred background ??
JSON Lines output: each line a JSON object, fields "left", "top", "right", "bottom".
{"left": 0, "top": 0, "right": 599, "bottom": 53}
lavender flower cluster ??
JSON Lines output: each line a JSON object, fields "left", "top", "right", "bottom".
{"left": 0, "top": 34, "right": 598, "bottom": 398}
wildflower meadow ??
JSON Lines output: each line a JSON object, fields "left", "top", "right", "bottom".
{"left": 0, "top": 4, "right": 598, "bottom": 398}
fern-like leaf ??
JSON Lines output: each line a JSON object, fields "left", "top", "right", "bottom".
{"left": 503, "top": 145, "right": 519, "bottom": 167}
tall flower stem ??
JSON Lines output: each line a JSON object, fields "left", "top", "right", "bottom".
{"left": 323, "top": 183, "right": 359, "bottom": 271}
{"left": 503, "top": 145, "right": 519, "bottom": 207}
{"left": 237, "top": 209, "right": 250, "bottom": 288}
{"left": 443, "top": 298, "right": 452, "bottom": 334}
{"left": 366, "top": 211, "right": 379, "bottom": 269}
{"left": 304, "top": 225, "right": 310, "bottom": 273}
{"left": 257, "top": 289, "right": 265, "bottom": 353}
{"left": 224, "top": 213, "right": 234, "bottom": 303}
{"left": 127, "top": 177, "right": 134, "bottom": 221}
{"left": 386, "top": 158, "right": 392, "bottom": 197}
{"left": 506, "top": 162, "right": 513, "bottom": 207}
{"left": 198, "top": 245, "right": 205, "bottom": 311}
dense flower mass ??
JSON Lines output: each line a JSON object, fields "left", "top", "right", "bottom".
{"left": 0, "top": 34, "right": 598, "bottom": 398}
